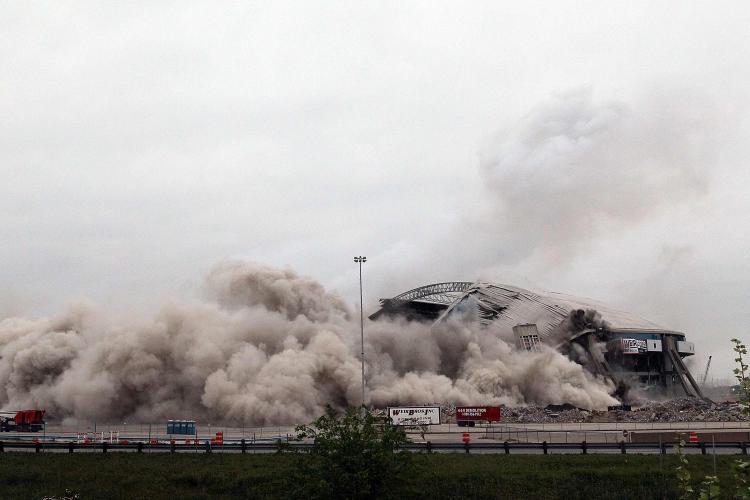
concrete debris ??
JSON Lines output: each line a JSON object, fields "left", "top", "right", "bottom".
{"left": 498, "top": 398, "right": 749, "bottom": 423}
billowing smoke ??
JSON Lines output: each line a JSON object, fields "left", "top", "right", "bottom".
{"left": 547, "top": 308, "right": 610, "bottom": 346}
{"left": 372, "top": 87, "right": 721, "bottom": 294}
{"left": 0, "top": 261, "right": 617, "bottom": 424}
{"left": 477, "top": 87, "right": 717, "bottom": 266}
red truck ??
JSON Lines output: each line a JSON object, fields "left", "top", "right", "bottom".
{"left": 0, "top": 410, "right": 46, "bottom": 432}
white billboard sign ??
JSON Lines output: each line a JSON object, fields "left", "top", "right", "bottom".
{"left": 621, "top": 338, "right": 647, "bottom": 354}
{"left": 388, "top": 406, "right": 441, "bottom": 426}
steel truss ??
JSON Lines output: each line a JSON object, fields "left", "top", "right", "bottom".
{"left": 386, "top": 281, "right": 475, "bottom": 305}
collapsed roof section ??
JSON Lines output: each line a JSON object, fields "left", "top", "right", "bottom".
{"left": 370, "top": 281, "right": 666, "bottom": 337}
{"left": 370, "top": 281, "right": 705, "bottom": 400}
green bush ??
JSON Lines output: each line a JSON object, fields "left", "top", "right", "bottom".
{"left": 283, "top": 405, "right": 412, "bottom": 499}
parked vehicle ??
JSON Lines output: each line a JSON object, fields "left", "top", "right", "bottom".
{"left": 0, "top": 409, "right": 46, "bottom": 432}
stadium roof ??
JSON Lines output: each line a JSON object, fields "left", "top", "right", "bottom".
{"left": 371, "top": 281, "right": 679, "bottom": 338}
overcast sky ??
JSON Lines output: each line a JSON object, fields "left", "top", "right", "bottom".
{"left": 2, "top": 1, "right": 749, "bottom": 379}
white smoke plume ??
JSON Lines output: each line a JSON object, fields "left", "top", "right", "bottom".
{"left": 406, "top": 87, "right": 717, "bottom": 278}
{"left": 479, "top": 88, "right": 716, "bottom": 263}
{"left": 0, "top": 261, "right": 617, "bottom": 424}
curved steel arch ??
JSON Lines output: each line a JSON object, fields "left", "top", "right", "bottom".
{"left": 389, "top": 282, "right": 475, "bottom": 305}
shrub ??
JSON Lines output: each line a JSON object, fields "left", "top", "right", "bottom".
{"left": 283, "top": 405, "right": 411, "bottom": 499}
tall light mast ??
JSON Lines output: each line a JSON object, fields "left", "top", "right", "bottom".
{"left": 353, "top": 256, "right": 367, "bottom": 408}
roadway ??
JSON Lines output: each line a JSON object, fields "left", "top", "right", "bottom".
{"left": 2, "top": 420, "right": 750, "bottom": 455}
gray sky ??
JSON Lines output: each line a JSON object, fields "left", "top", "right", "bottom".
{"left": 2, "top": 1, "right": 749, "bottom": 379}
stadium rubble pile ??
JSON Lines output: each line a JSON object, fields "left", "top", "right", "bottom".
{"left": 497, "top": 398, "right": 749, "bottom": 424}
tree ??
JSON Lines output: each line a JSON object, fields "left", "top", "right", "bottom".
{"left": 674, "top": 339, "right": 750, "bottom": 499}
{"left": 732, "top": 338, "right": 750, "bottom": 498}
{"left": 284, "top": 405, "right": 411, "bottom": 499}
{"left": 733, "top": 338, "right": 750, "bottom": 414}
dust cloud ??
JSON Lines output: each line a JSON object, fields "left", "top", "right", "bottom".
{"left": 0, "top": 261, "right": 617, "bottom": 424}
{"left": 475, "top": 87, "right": 718, "bottom": 268}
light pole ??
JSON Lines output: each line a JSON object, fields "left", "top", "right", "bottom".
{"left": 354, "top": 256, "right": 367, "bottom": 409}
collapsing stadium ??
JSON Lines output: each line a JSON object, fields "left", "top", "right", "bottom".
{"left": 370, "top": 282, "right": 704, "bottom": 401}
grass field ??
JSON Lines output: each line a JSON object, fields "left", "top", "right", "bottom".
{"left": 0, "top": 452, "right": 743, "bottom": 499}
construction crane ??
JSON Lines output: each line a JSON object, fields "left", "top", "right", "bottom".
{"left": 700, "top": 355, "right": 713, "bottom": 386}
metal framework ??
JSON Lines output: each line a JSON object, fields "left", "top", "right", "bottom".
{"left": 387, "top": 282, "right": 474, "bottom": 305}
{"left": 374, "top": 280, "right": 705, "bottom": 400}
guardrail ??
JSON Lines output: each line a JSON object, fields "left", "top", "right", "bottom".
{"left": 0, "top": 440, "right": 303, "bottom": 454}
{"left": 1, "top": 440, "right": 749, "bottom": 455}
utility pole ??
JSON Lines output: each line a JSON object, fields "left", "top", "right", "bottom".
{"left": 354, "top": 256, "right": 367, "bottom": 409}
